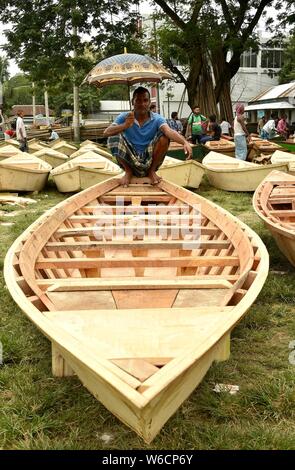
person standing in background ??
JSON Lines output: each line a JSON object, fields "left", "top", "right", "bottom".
{"left": 16, "top": 110, "right": 28, "bottom": 152}
{"left": 234, "top": 103, "right": 249, "bottom": 160}
{"left": 257, "top": 115, "right": 265, "bottom": 137}
{"left": 277, "top": 114, "right": 289, "bottom": 140}
{"left": 220, "top": 118, "right": 232, "bottom": 136}
{"left": 186, "top": 106, "right": 207, "bottom": 144}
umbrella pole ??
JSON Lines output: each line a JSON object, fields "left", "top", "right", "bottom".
{"left": 128, "top": 84, "right": 132, "bottom": 109}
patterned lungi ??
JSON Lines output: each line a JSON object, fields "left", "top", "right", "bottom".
{"left": 107, "top": 131, "right": 165, "bottom": 177}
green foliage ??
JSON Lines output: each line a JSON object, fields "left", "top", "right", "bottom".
{"left": 2, "top": 74, "right": 43, "bottom": 114}
{"left": 279, "top": 34, "right": 295, "bottom": 84}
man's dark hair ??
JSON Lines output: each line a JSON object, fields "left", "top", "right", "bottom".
{"left": 171, "top": 112, "right": 178, "bottom": 119}
{"left": 132, "top": 86, "right": 150, "bottom": 99}
{"left": 209, "top": 114, "right": 216, "bottom": 122}
{"left": 270, "top": 113, "right": 277, "bottom": 119}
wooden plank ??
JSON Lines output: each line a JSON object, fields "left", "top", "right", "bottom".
{"left": 35, "top": 255, "right": 240, "bottom": 269}
{"left": 46, "top": 277, "right": 233, "bottom": 292}
{"left": 54, "top": 226, "right": 220, "bottom": 238}
{"left": 45, "top": 240, "right": 231, "bottom": 251}
{"left": 101, "top": 196, "right": 172, "bottom": 203}
{"left": 111, "top": 359, "right": 160, "bottom": 382}
{"left": 36, "top": 274, "right": 239, "bottom": 289}
{"left": 68, "top": 214, "right": 202, "bottom": 222}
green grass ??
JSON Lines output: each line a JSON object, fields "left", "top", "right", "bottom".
{"left": 0, "top": 176, "right": 295, "bottom": 450}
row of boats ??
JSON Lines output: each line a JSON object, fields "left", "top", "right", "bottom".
{"left": 2, "top": 136, "right": 295, "bottom": 442}
{"left": 0, "top": 137, "right": 295, "bottom": 193}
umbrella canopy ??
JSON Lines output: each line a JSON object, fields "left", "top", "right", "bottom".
{"left": 83, "top": 52, "right": 173, "bottom": 87}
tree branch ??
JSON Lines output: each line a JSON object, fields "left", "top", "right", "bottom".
{"left": 219, "top": 0, "right": 234, "bottom": 30}
{"left": 189, "top": 0, "right": 205, "bottom": 26}
{"left": 166, "top": 59, "right": 188, "bottom": 86}
{"left": 153, "top": 0, "right": 186, "bottom": 30}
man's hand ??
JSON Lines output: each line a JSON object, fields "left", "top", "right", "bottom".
{"left": 124, "top": 112, "right": 135, "bottom": 129}
{"left": 184, "top": 141, "right": 193, "bottom": 160}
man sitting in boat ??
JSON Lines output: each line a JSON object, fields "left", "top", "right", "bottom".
{"left": 104, "top": 86, "right": 192, "bottom": 187}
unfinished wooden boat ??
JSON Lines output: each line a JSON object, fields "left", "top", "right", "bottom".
{"left": 252, "top": 139, "right": 281, "bottom": 155}
{"left": 0, "top": 153, "right": 52, "bottom": 191}
{"left": 51, "top": 151, "right": 122, "bottom": 192}
{"left": 157, "top": 156, "right": 205, "bottom": 188}
{"left": 203, "top": 138, "right": 235, "bottom": 157}
{"left": 202, "top": 152, "right": 289, "bottom": 192}
{"left": 0, "top": 144, "right": 22, "bottom": 161}
{"left": 34, "top": 148, "right": 69, "bottom": 168}
{"left": 253, "top": 171, "right": 295, "bottom": 267}
{"left": 4, "top": 177, "right": 268, "bottom": 442}
{"left": 50, "top": 141, "right": 77, "bottom": 156}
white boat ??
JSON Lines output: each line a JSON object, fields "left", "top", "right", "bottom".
{"left": 0, "top": 153, "right": 52, "bottom": 191}
{"left": 202, "top": 152, "right": 289, "bottom": 191}
{"left": 51, "top": 151, "right": 122, "bottom": 192}
{"left": 157, "top": 156, "right": 204, "bottom": 188}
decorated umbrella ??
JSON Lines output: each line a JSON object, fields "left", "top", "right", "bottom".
{"left": 82, "top": 51, "right": 173, "bottom": 106}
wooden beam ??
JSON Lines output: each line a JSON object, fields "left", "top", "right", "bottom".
{"left": 46, "top": 277, "right": 233, "bottom": 292}
{"left": 35, "top": 255, "right": 240, "bottom": 269}
{"left": 54, "top": 225, "right": 220, "bottom": 238}
{"left": 45, "top": 240, "right": 231, "bottom": 251}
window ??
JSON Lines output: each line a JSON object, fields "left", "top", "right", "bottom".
{"left": 261, "top": 49, "right": 283, "bottom": 69}
{"left": 240, "top": 49, "right": 258, "bottom": 68}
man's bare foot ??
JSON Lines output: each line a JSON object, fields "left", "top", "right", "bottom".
{"left": 119, "top": 172, "right": 132, "bottom": 188}
{"left": 148, "top": 170, "right": 162, "bottom": 185}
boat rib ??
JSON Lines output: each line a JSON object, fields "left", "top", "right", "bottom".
{"left": 253, "top": 170, "right": 295, "bottom": 267}
{"left": 5, "top": 177, "right": 268, "bottom": 442}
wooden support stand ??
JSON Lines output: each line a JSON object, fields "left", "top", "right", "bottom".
{"left": 52, "top": 343, "right": 74, "bottom": 377}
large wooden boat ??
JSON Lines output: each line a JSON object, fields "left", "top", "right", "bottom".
{"left": 51, "top": 151, "right": 122, "bottom": 192}
{"left": 253, "top": 170, "right": 295, "bottom": 267}
{"left": 203, "top": 138, "right": 235, "bottom": 157}
{"left": 0, "top": 153, "right": 52, "bottom": 191}
{"left": 4, "top": 177, "right": 268, "bottom": 442}
{"left": 157, "top": 156, "right": 204, "bottom": 188}
{"left": 202, "top": 152, "right": 289, "bottom": 192}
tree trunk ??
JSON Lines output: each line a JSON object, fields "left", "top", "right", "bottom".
{"left": 44, "top": 89, "right": 49, "bottom": 124}
{"left": 32, "top": 82, "right": 36, "bottom": 125}
{"left": 211, "top": 47, "right": 234, "bottom": 123}
{"left": 186, "top": 51, "right": 217, "bottom": 118}
{"left": 72, "top": 25, "right": 80, "bottom": 142}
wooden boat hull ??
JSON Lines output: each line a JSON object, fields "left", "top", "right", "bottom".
{"left": 253, "top": 171, "right": 295, "bottom": 267}
{"left": 157, "top": 160, "right": 204, "bottom": 188}
{"left": 205, "top": 163, "right": 289, "bottom": 191}
{"left": 0, "top": 166, "right": 49, "bottom": 191}
{"left": 5, "top": 177, "right": 269, "bottom": 442}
